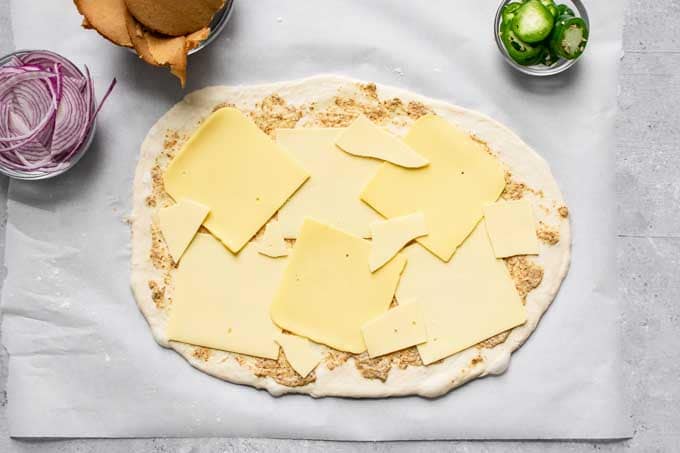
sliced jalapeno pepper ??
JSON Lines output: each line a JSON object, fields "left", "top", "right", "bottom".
{"left": 556, "top": 4, "right": 575, "bottom": 17}
{"left": 549, "top": 15, "right": 589, "bottom": 59}
{"left": 511, "top": 0, "right": 555, "bottom": 43}
{"left": 542, "top": 46, "right": 560, "bottom": 66}
{"left": 502, "top": 2, "right": 522, "bottom": 24}
{"left": 526, "top": 44, "right": 550, "bottom": 66}
{"left": 539, "top": 0, "right": 559, "bottom": 17}
{"left": 501, "top": 26, "right": 544, "bottom": 65}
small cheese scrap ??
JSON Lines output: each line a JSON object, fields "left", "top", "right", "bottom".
{"left": 256, "top": 220, "right": 289, "bottom": 258}
{"left": 396, "top": 222, "right": 526, "bottom": 365}
{"left": 166, "top": 234, "right": 284, "bottom": 359}
{"left": 369, "top": 212, "right": 428, "bottom": 272}
{"left": 361, "top": 114, "right": 505, "bottom": 262}
{"left": 361, "top": 301, "right": 428, "bottom": 358}
{"left": 270, "top": 219, "right": 406, "bottom": 353}
{"left": 483, "top": 200, "right": 539, "bottom": 258}
{"left": 335, "top": 115, "right": 429, "bottom": 168}
{"left": 275, "top": 128, "right": 381, "bottom": 238}
{"left": 275, "top": 333, "right": 324, "bottom": 378}
{"left": 164, "top": 108, "right": 309, "bottom": 254}
{"left": 158, "top": 198, "right": 209, "bottom": 263}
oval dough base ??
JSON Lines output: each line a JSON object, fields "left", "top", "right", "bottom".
{"left": 130, "top": 75, "right": 571, "bottom": 398}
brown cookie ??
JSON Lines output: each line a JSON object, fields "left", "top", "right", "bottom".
{"left": 124, "top": 0, "right": 224, "bottom": 36}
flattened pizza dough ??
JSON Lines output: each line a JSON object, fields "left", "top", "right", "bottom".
{"left": 130, "top": 75, "right": 570, "bottom": 398}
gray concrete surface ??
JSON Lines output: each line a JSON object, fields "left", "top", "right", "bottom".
{"left": 1, "top": 0, "right": 679, "bottom": 451}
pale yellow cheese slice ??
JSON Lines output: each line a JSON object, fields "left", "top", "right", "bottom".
{"left": 396, "top": 222, "right": 526, "bottom": 365}
{"left": 361, "top": 114, "right": 505, "bottom": 262}
{"left": 483, "top": 200, "right": 540, "bottom": 258}
{"left": 270, "top": 218, "right": 407, "bottom": 353}
{"left": 369, "top": 212, "right": 428, "bottom": 272}
{"left": 166, "top": 234, "right": 284, "bottom": 359}
{"left": 275, "top": 128, "right": 381, "bottom": 238}
{"left": 158, "top": 198, "right": 209, "bottom": 263}
{"left": 361, "top": 301, "right": 428, "bottom": 358}
{"left": 335, "top": 115, "right": 429, "bottom": 168}
{"left": 256, "top": 220, "right": 289, "bottom": 258}
{"left": 164, "top": 108, "right": 309, "bottom": 253}
{"left": 275, "top": 333, "right": 324, "bottom": 378}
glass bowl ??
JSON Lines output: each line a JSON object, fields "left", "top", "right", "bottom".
{"left": 189, "top": 0, "right": 235, "bottom": 55}
{"left": 494, "top": 0, "right": 590, "bottom": 76}
{"left": 0, "top": 50, "right": 97, "bottom": 180}
{"left": 126, "top": 0, "right": 235, "bottom": 56}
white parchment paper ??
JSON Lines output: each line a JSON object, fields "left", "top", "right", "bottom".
{"left": 2, "top": 0, "right": 630, "bottom": 439}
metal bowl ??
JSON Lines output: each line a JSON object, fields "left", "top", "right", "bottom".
{"left": 494, "top": 0, "right": 590, "bottom": 77}
{"left": 0, "top": 50, "right": 97, "bottom": 180}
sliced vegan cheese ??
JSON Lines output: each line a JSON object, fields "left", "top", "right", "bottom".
{"left": 335, "top": 114, "right": 429, "bottom": 168}
{"left": 396, "top": 222, "right": 526, "bottom": 365}
{"left": 369, "top": 212, "right": 428, "bottom": 272}
{"left": 256, "top": 220, "right": 289, "bottom": 258}
{"left": 158, "top": 198, "right": 209, "bottom": 263}
{"left": 361, "top": 301, "right": 428, "bottom": 358}
{"left": 483, "top": 200, "right": 540, "bottom": 258}
{"left": 275, "top": 128, "right": 381, "bottom": 238}
{"left": 166, "top": 234, "right": 284, "bottom": 359}
{"left": 275, "top": 333, "right": 324, "bottom": 378}
{"left": 164, "top": 108, "right": 309, "bottom": 253}
{"left": 270, "top": 218, "right": 406, "bottom": 353}
{"left": 361, "top": 114, "right": 505, "bottom": 262}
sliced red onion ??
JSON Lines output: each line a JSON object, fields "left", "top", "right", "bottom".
{"left": 0, "top": 50, "right": 116, "bottom": 174}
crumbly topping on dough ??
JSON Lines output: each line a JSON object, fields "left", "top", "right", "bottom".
{"left": 537, "top": 221, "right": 560, "bottom": 245}
{"left": 150, "top": 164, "right": 165, "bottom": 202}
{"left": 163, "top": 130, "right": 181, "bottom": 150}
{"left": 253, "top": 351, "right": 317, "bottom": 387}
{"left": 405, "top": 100, "right": 431, "bottom": 119}
{"left": 192, "top": 347, "right": 212, "bottom": 362}
{"left": 145, "top": 83, "right": 549, "bottom": 385}
{"left": 360, "top": 82, "right": 380, "bottom": 100}
{"left": 393, "top": 347, "right": 424, "bottom": 369}
{"left": 249, "top": 94, "right": 305, "bottom": 136}
{"left": 354, "top": 354, "right": 393, "bottom": 382}
{"left": 476, "top": 331, "right": 511, "bottom": 349}
{"left": 353, "top": 347, "right": 424, "bottom": 382}
{"left": 311, "top": 83, "right": 433, "bottom": 128}
{"left": 325, "top": 350, "right": 352, "bottom": 371}
{"left": 504, "top": 256, "right": 544, "bottom": 304}
{"left": 558, "top": 206, "right": 569, "bottom": 218}
{"left": 148, "top": 280, "right": 166, "bottom": 309}
{"left": 150, "top": 224, "right": 174, "bottom": 271}
{"left": 148, "top": 161, "right": 175, "bottom": 210}
{"left": 502, "top": 171, "right": 544, "bottom": 200}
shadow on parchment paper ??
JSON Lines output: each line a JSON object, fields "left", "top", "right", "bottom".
{"left": 6, "top": 131, "right": 105, "bottom": 212}
{"left": 112, "top": 50, "right": 183, "bottom": 101}
{"left": 496, "top": 57, "right": 584, "bottom": 94}
{"left": 186, "top": 5, "right": 242, "bottom": 90}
